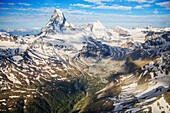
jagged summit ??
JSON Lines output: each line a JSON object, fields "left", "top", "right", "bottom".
{"left": 41, "top": 9, "right": 74, "bottom": 35}
{"left": 80, "top": 20, "right": 110, "bottom": 40}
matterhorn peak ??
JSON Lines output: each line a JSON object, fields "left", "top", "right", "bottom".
{"left": 41, "top": 9, "right": 75, "bottom": 35}
{"left": 52, "top": 9, "right": 64, "bottom": 18}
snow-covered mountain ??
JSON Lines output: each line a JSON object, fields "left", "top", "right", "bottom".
{"left": 129, "top": 31, "right": 170, "bottom": 60}
{"left": 0, "top": 9, "right": 170, "bottom": 113}
{"left": 41, "top": 9, "right": 75, "bottom": 35}
{"left": 0, "top": 8, "right": 129, "bottom": 86}
{"left": 80, "top": 20, "right": 111, "bottom": 40}
{"left": 85, "top": 55, "right": 170, "bottom": 113}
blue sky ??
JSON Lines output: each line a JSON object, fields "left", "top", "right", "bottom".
{"left": 0, "top": 0, "right": 170, "bottom": 29}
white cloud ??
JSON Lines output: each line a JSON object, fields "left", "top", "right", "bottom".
{"left": 0, "top": 8, "right": 10, "bottom": 10}
{"left": 156, "top": 1, "right": 170, "bottom": 10}
{"left": 17, "top": 3, "right": 31, "bottom": 6}
{"left": 16, "top": 7, "right": 54, "bottom": 13}
{"left": 143, "top": 4, "right": 151, "bottom": 7}
{"left": 134, "top": 5, "right": 142, "bottom": 9}
{"left": 8, "top": 3, "right": 15, "bottom": 5}
{"left": 128, "top": 0, "right": 146, "bottom": 3}
{"left": 2, "top": 5, "right": 131, "bottom": 12}
{"left": 128, "top": 0, "right": 155, "bottom": 3}
{"left": 0, "top": 7, "right": 55, "bottom": 13}
{"left": 2, "top": 2, "right": 31, "bottom": 6}
{"left": 71, "top": 4, "right": 92, "bottom": 8}
{"left": 84, "top": 0, "right": 114, "bottom": 4}
{"left": 134, "top": 4, "right": 151, "bottom": 9}
{"left": 62, "top": 9, "right": 93, "bottom": 15}
{"left": 1, "top": 7, "right": 170, "bottom": 29}
{"left": 65, "top": 12, "right": 170, "bottom": 28}
{"left": 94, "top": 4, "right": 132, "bottom": 10}
{"left": 32, "top": 27, "right": 41, "bottom": 30}
{"left": 153, "top": 9, "right": 158, "bottom": 14}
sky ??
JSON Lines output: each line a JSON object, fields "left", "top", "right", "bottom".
{"left": 0, "top": 0, "right": 170, "bottom": 30}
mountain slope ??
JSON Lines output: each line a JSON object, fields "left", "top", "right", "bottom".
{"left": 129, "top": 31, "right": 170, "bottom": 60}
{"left": 83, "top": 55, "right": 170, "bottom": 113}
{"left": 0, "top": 8, "right": 170, "bottom": 113}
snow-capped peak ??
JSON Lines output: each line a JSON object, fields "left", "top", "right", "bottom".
{"left": 94, "top": 20, "right": 106, "bottom": 30}
{"left": 41, "top": 9, "right": 75, "bottom": 35}
{"left": 52, "top": 9, "right": 63, "bottom": 19}
{"left": 80, "top": 20, "right": 111, "bottom": 40}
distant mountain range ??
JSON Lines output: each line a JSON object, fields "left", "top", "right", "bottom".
{"left": 0, "top": 28, "right": 40, "bottom": 36}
